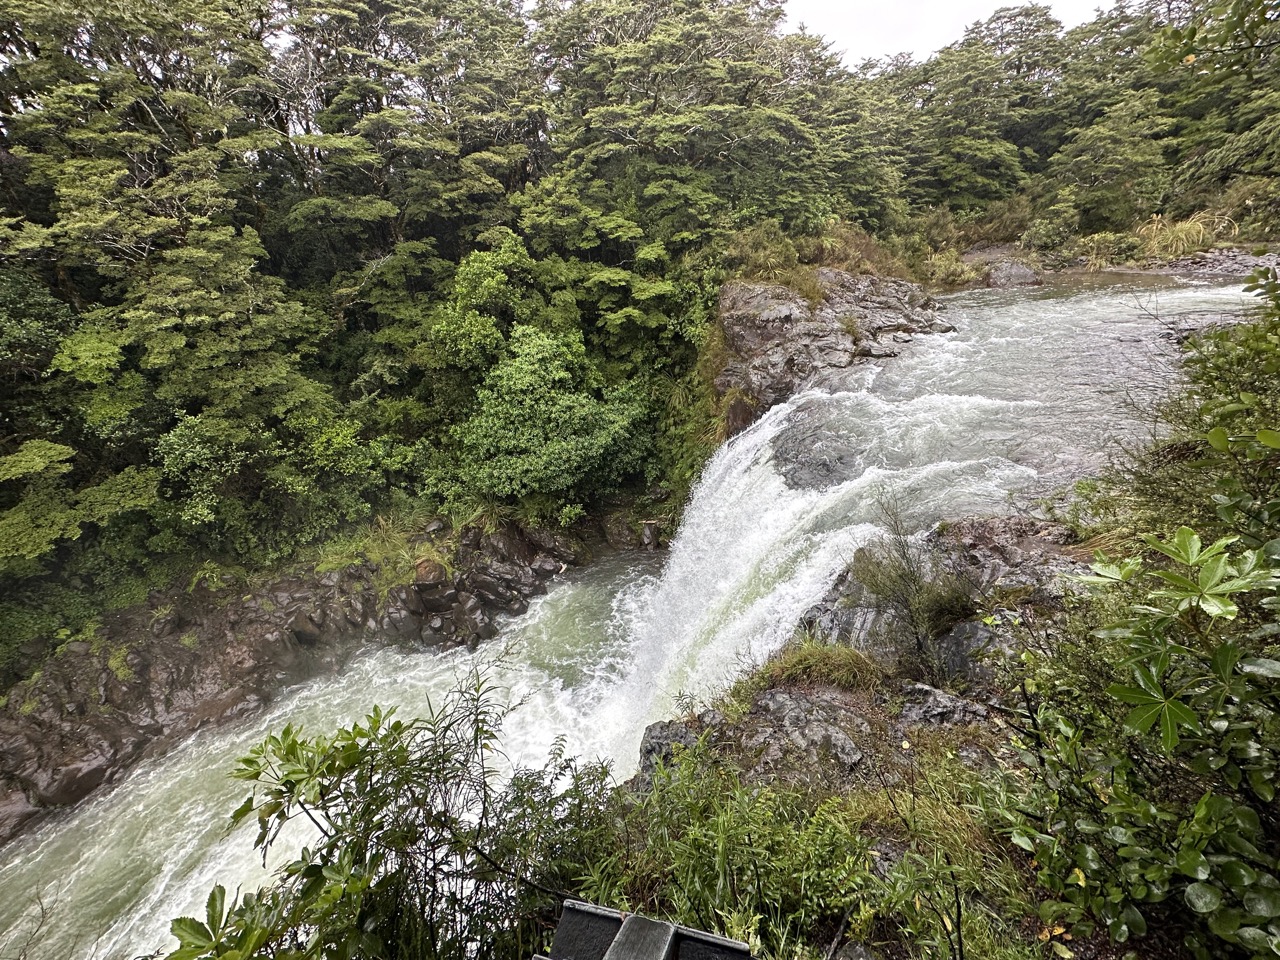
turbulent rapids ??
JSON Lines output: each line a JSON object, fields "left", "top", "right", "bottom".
{"left": 0, "top": 275, "right": 1253, "bottom": 959}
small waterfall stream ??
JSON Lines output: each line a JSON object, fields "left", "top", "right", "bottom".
{"left": 0, "top": 274, "right": 1254, "bottom": 959}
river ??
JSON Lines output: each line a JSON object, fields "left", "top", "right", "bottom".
{"left": 0, "top": 274, "right": 1254, "bottom": 959}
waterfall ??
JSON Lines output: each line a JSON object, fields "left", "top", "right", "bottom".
{"left": 0, "top": 275, "right": 1252, "bottom": 960}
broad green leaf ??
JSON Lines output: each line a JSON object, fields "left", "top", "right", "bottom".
{"left": 1256, "top": 429, "right": 1280, "bottom": 449}
{"left": 1175, "top": 848, "right": 1210, "bottom": 880}
{"left": 1211, "top": 642, "right": 1241, "bottom": 681}
{"left": 1234, "top": 926, "right": 1273, "bottom": 951}
{"left": 1198, "top": 593, "right": 1239, "bottom": 620}
{"left": 206, "top": 885, "right": 225, "bottom": 934}
{"left": 1108, "top": 684, "right": 1160, "bottom": 706}
{"left": 1164, "top": 699, "right": 1200, "bottom": 733}
{"left": 1185, "top": 882, "right": 1223, "bottom": 913}
{"left": 1207, "top": 426, "right": 1230, "bottom": 451}
{"left": 1124, "top": 703, "right": 1163, "bottom": 735}
{"left": 1207, "top": 908, "right": 1242, "bottom": 937}
{"left": 170, "top": 917, "right": 214, "bottom": 947}
{"left": 1243, "top": 887, "right": 1280, "bottom": 919}
{"left": 1160, "top": 706, "right": 1179, "bottom": 750}
{"left": 1222, "top": 861, "right": 1258, "bottom": 888}
{"left": 1247, "top": 769, "right": 1275, "bottom": 802}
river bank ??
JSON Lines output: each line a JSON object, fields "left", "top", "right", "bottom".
{"left": 958, "top": 243, "right": 1280, "bottom": 290}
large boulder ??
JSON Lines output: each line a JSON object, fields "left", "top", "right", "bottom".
{"left": 985, "top": 258, "right": 1042, "bottom": 288}
{"left": 715, "top": 269, "right": 945, "bottom": 434}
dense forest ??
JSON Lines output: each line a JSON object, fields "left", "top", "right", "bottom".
{"left": 1, "top": 0, "right": 1277, "bottom": 683}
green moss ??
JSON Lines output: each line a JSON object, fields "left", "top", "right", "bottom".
{"left": 108, "top": 645, "right": 135, "bottom": 682}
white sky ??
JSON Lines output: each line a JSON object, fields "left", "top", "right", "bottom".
{"left": 785, "top": 0, "right": 1110, "bottom": 64}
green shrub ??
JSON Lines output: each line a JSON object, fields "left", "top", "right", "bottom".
{"left": 959, "top": 195, "right": 1034, "bottom": 246}
{"left": 849, "top": 510, "right": 978, "bottom": 681}
{"left": 1114, "top": 280, "right": 1280, "bottom": 544}
{"left": 723, "top": 220, "right": 801, "bottom": 282}
{"left": 987, "top": 527, "right": 1280, "bottom": 958}
{"left": 1136, "top": 212, "right": 1239, "bottom": 259}
{"left": 921, "top": 248, "right": 981, "bottom": 287}
{"left": 1073, "top": 232, "right": 1143, "bottom": 270}
{"left": 726, "top": 634, "right": 882, "bottom": 710}
{"left": 1019, "top": 197, "right": 1080, "bottom": 252}
{"left": 793, "top": 220, "right": 911, "bottom": 278}
{"left": 167, "top": 676, "right": 615, "bottom": 960}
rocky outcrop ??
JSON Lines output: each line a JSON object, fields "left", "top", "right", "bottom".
{"left": 1165, "top": 247, "right": 1279, "bottom": 277}
{"left": 635, "top": 718, "right": 703, "bottom": 791}
{"left": 414, "top": 525, "right": 584, "bottom": 644}
{"left": 898, "top": 682, "right": 989, "bottom": 727}
{"left": 798, "top": 514, "right": 1088, "bottom": 680}
{"left": 935, "top": 515, "right": 1088, "bottom": 603}
{"left": 635, "top": 679, "right": 996, "bottom": 793}
{"left": 715, "top": 269, "right": 949, "bottom": 435}
{"left": 741, "top": 688, "right": 868, "bottom": 781}
{"left": 0, "top": 522, "right": 584, "bottom": 846}
{"left": 984, "top": 258, "right": 1042, "bottom": 288}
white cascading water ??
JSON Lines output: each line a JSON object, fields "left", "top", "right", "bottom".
{"left": 0, "top": 275, "right": 1255, "bottom": 959}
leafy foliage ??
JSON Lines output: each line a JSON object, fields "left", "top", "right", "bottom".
{"left": 167, "top": 676, "right": 614, "bottom": 960}
{"left": 991, "top": 527, "right": 1280, "bottom": 957}
{"left": 986, "top": 277, "right": 1280, "bottom": 959}
{"left": 2, "top": 0, "right": 1278, "bottom": 684}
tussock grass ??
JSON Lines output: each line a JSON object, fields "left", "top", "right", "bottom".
{"left": 1137, "top": 211, "right": 1238, "bottom": 258}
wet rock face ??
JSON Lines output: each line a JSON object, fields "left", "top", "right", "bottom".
{"left": 742, "top": 689, "right": 868, "bottom": 779}
{"left": 897, "top": 683, "right": 988, "bottom": 728}
{"left": 0, "top": 522, "right": 584, "bottom": 847}
{"left": 935, "top": 515, "right": 1087, "bottom": 603}
{"left": 798, "top": 514, "right": 1088, "bottom": 679}
{"left": 715, "top": 269, "right": 945, "bottom": 435}
{"left": 634, "top": 719, "right": 702, "bottom": 792}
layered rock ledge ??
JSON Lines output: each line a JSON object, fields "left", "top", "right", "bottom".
{"left": 715, "top": 269, "right": 952, "bottom": 435}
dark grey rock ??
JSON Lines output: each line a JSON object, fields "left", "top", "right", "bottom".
{"left": 715, "top": 269, "right": 946, "bottom": 435}
{"left": 1165, "top": 247, "right": 1279, "bottom": 278}
{"left": 531, "top": 553, "right": 563, "bottom": 578}
{"left": 985, "top": 258, "right": 1042, "bottom": 288}
{"left": 898, "top": 682, "right": 988, "bottom": 727}
{"left": 635, "top": 719, "right": 700, "bottom": 791}
{"left": 836, "top": 944, "right": 884, "bottom": 960}
{"left": 0, "top": 520, "right": 580, "bottom": 847}
{"left": 744, "top": 689, "right": 869, "bottom": 779}
{"left": 935, "top": 620, "right": 996, "bottom": 680}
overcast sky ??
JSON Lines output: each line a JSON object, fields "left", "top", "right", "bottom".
{"left": 784, "top": 0, "right": 1109, "bottom": 64}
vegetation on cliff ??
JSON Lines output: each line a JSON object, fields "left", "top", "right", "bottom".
{"left": 0, "top": 0, "right": 1278, "bottom": 954}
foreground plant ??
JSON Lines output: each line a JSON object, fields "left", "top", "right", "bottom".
{"left": 165, "top": 675, "right": 613, "bottom": 960}
{"left": 989, "top": 526, "right": 1280, "bottom": 957}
